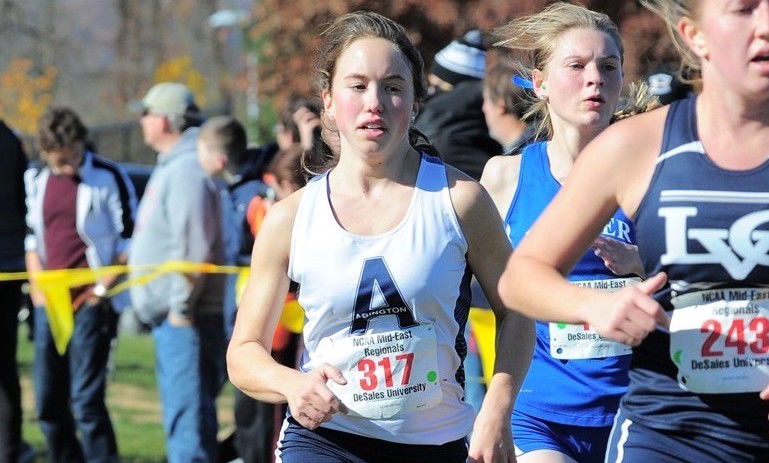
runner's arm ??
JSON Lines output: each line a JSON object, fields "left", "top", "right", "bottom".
{"left": 227, "top": 195, "right": 299, "bottom": 403}
{"left": 479, "top": 154, "right": 522, "bottom": 220}
{"left": 227, "top": 190, "right": 346, "bottom": 429}
{"left": 449, "top": 168, "right": 534, "bottom": 462}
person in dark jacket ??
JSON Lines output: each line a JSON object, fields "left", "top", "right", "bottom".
{"left": 482, "top": 62, "right": 535, "bottom": 156}
{"left": 0, "top": 120, "right": 29, "bottom": 463}
{"left": 414, "top": 30, "right": 501, "bottom": 180}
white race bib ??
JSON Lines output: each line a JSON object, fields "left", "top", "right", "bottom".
{"left": 669, "top": 288, "right": 769, "bottom": 394}
{"left": 550, "top": 278, "right": 638, "bottom": 359}
{"left": 314, "top": 324, "right": 443, "bottom": 419}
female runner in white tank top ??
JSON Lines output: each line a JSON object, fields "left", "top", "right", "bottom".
{"left": 227, "top": 11, "right": 533, "bottom": 463}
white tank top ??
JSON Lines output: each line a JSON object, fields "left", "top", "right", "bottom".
{"left": 287, "top": 154, "right": 475, "bottom": 445}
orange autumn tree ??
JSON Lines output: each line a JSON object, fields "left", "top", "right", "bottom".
{"left": 246, "top": 0, "right": 676, "bottom": 112}
{"left": 0, "top": 58, "right": 57, "bottom": 134}
{"left": 152, "top": 56, "right": 208, "bottom": 108}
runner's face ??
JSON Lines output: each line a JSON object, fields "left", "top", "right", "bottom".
{"left": 323, "top": 37, "right": 415, "bottom": 160}
{"left": 694, "top": 0, "right": 769, "bottom": 96}
{"left": 540, "top": 27, "right": 623, "bottom": 133}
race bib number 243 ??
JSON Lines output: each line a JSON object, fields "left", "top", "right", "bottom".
{"left": 670, "top": 288, "right": 769, "bottom": 394}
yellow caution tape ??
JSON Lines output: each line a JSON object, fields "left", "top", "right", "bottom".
{"left": 4, "top": 262, "right": 242, "bottom": 355}
{"left": 280, "top": 299, "right": 305, "bottom": 335}
{"left": 469, "top": 307, "right": 497, "bottom": 386}
{"left": 235, "top": 269, "right": 305, "bottom": 335}
{"left": 3, "top": 265, "right": 496, "bottom": 385}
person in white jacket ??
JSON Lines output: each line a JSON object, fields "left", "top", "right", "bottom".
{"left": 25, "top": 106, "right": 136, "bottom": 462}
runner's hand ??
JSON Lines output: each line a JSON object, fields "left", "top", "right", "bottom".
{"left": 591, "top": 236, "right": 645, "bottom": 277}
{"left": 286, "top": 363, "right": 346, "bottom": 429}
{"left": 758, "top": 382, "right": 769, "bottom": 405}
{"left": 467, "top": 406, "right": 516, "bottom": 463}
{"left": 584, "top": 272, "right": 669, "bottom": 346}
{"left": 761, "top": 383, "right": 769, "bottom": 426}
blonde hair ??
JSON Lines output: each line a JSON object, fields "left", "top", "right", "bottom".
{"left": 494, "top": 2, "right": 623, "bottom": 140}
{"left": 640, "top": 0, "right": 702, "bottom": 85}
{"left": 613, "top": 81, "right": 662, "bottom": 122}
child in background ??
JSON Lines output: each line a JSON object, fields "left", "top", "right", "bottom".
{"left": 198, "top": 116, "right": 281, "bottom": 463}
{"left": 197, "top": 116, "right": 246, "bottom": 180}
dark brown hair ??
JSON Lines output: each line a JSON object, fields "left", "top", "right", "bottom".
{"left": 484, "top": 62, "right": 528, "bottom": 119}
{"left": 278, "top": 96, "right": 321, "bottom": 143}
{"left": 304, "top": 11, "right": 437, "bottom": 176}
{"left": 199, "top": 115, "right": 248, "bottom": 168}
{"left": 37, "top": 106, "right": 88, "bottom": 152}
{"left": 268, "top": 145, "right": 306, "bottom": 188}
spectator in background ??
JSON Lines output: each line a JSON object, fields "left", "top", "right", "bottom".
{"left": 129, "top": 82, "right": 226, "bottom": 463}
{"left": 196, "top": 116, "right": 268, "bottom": 339}
{"left": 198, "top": 118, "right": 308, "bottom": 463}
{"left": 229, "top": 96, "right": 321, "bottom": 227}
{"left": 25, "top": 107, "right": 136, "bottom": 462}
{"left": 646, "top": 69, "right": 692, "bottom": 105}
{"left": 197, "top": 114, "right": 272, "bottom": 463}
{"left": 482, "top": 62, "right": 535, "bottom": 155}
{"left": 0, "top": 120, "right": 30, "bottom": 463}
{"left": 234, "top": 96, "right": 321, "bottom": 200}
{"left": 275, "top": 96, "right": 322, "bottom": 153}
{"left": 414, "top": 29, "right": 502, "bottom": 180}
{"left": 263, "top": 146, "right": 306, "bottom": 202}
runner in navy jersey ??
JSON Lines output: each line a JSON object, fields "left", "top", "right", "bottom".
{"left": 227, "top": 11, "right": 534, "bottom": 463}
{"left": 500, "top": 1, "right": 769, "bottom": 462}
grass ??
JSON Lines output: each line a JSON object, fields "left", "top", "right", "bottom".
{"left": 17, "top": 324, "right": 234, "bottom": 462}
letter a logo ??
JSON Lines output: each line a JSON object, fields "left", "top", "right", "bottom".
{"left": 351, "top": 257, "right": 418, "bottom": 334}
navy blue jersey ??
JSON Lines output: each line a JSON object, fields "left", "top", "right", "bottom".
{"left": 506, "top": 142, "right": 634, "bottom": 427}
{"left": 629, "top": 95, "right": 769, "bottom": 447}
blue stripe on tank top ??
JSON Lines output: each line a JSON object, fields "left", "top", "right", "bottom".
{"left": 453, "top": 263, "right": 472, "bottom": 388}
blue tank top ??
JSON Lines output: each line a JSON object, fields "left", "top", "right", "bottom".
{"left": 506, "top": 142, "right": 634, "bottom": 427}
{"left": 628, "top": 95, "right": 769, "bottom": 447}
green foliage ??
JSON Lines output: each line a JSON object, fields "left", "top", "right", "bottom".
{"left": 249, "top": 98, "right": 278, "bottom": 146}
{"left": 17, "top": 326, "right": 234, "bottom": 462}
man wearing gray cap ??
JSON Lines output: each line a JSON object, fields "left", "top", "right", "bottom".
{"left": 129, "top": 82, "right": 226, "bottom": 462}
